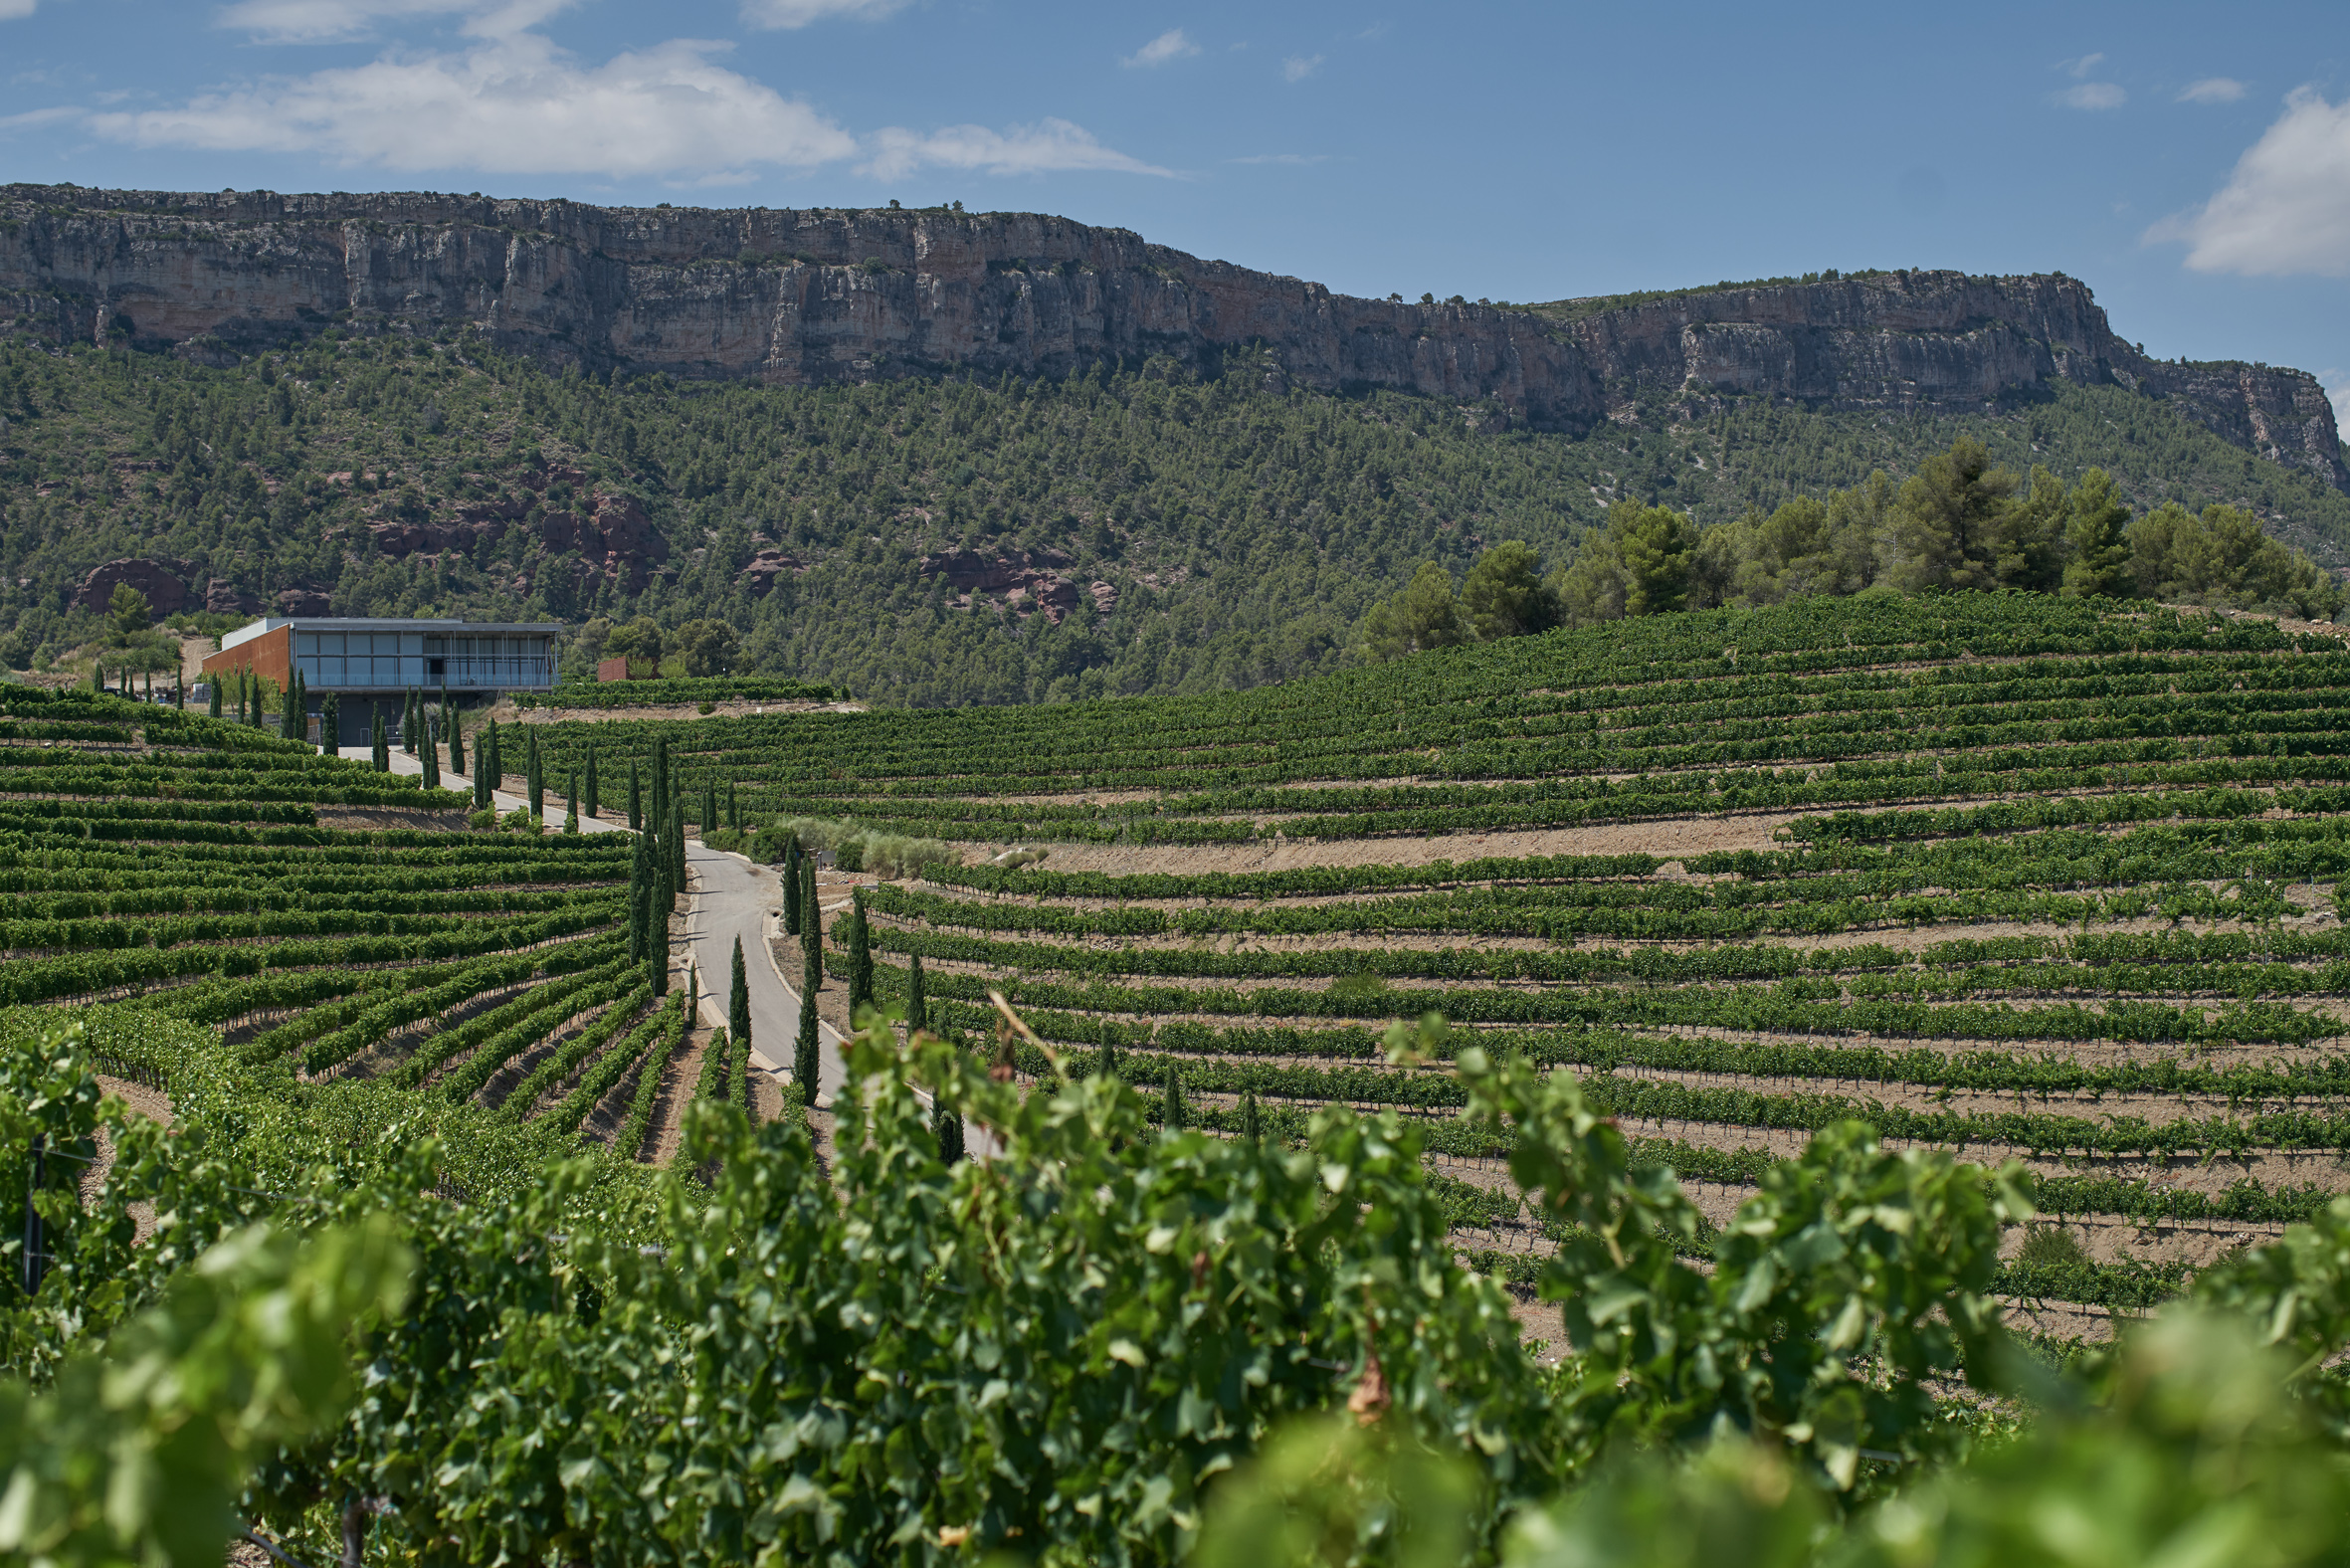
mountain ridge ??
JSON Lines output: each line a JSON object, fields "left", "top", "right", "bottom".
{"left": 3, "top": 184, "right": 2342, "bottom": 491}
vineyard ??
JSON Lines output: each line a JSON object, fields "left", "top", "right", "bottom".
{"left": 23, "top": 592, "right": 2350, "bottom": 1564}
{"left": 0, "top": 686, "right": 752, "bottom": 1191}
{"left": 520, "top": 592, "right": 2350, "bottom": 1331}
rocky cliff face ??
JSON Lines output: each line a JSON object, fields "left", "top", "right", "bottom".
{"left": 5, "top": 184, "right": 2342, "bottom": 490}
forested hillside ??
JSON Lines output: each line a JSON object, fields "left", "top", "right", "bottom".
{"left": 2, "top": 327, "right": 2347, "bottom": 705}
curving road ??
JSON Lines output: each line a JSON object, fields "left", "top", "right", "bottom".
{"left": 368, "top": 745, "right": 855, "bottom": 1110}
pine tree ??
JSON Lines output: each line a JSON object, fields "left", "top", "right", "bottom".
{"left": 783, "top": 837, "right": 802, "bottom": 936}
{"left": 370, "top": 709, "right": 388, "bottom": 772}
{"left": 728, "top": 934, "right": 751, "bottom": 1053}
{"left": 905, "top": 952, "right": 927, "bottom": 1036}
{"left": 584, "top": 744, "right": 599, "bottom": 819}
{"left": 2062, "top": 466, "right": 2138, "bottom": 600}
{"left": 1161, "top": 1062, "right": 1185, "bottom": 1130}
{"left": 847, "top": 889, "right": 873, "bottom": 1017}
{"left": 794, "top": 949, "right": 821, "bottom": 1108}
{"left": 628, "top": 759, "right": 642, "bottom": 831}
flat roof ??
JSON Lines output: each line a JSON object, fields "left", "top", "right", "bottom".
{"left": 220, "top": 617, "right": 563, "bottom": 651}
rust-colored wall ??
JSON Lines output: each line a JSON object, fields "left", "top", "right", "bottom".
{"left": 596, "top": 656, "right": 631, "bottom": 683}
{"left": 200, "top": 626, "right": 291, "bottom": 690}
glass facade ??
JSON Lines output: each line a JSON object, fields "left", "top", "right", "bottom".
{"left": 292, "top": 629, "right": 553, "bottom": 690}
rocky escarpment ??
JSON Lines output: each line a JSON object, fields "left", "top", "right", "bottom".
{"left": 3, "top": 184, "right": 2341, "bottom": 490}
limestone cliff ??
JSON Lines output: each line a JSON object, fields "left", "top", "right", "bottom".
{"left": 4, "top": 184, "right": 2341, "bottom": 490}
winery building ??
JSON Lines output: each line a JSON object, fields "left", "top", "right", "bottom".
{"left": 200, "top": 617, "right": 560, "bottom": 739}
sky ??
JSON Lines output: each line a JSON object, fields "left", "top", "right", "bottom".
{"left": 3, "top": 0, "right": 2346, "bottom": 426}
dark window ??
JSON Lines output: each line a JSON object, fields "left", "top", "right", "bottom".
{"left": 428, "top": 659, "right": 446, "bottom": 678}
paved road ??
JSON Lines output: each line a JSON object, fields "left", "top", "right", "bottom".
{"left": 683, "top": 839, "right": 850, "bottom": 1105}
{"left": 365, "top": 746, "right": 853, "bottom": 1107}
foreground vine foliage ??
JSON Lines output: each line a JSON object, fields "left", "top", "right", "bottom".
{"left": 10, "top": 1008, "right": 2350, "bottom": 1566}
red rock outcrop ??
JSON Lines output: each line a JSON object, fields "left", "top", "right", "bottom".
{"left": 75, "top": 556, "right": 192, "bottom": 617}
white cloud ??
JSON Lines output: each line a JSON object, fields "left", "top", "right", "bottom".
{"left": 2063, "top": 52, "right": 2105, "bottom": 78}
{"left": 2058, "top": 82, "right": 2126, "bottom": 109}
{"left": 1121, "top": 28, "right": 1197, "bottom": 68}
{"left": 215, "top": 0, "right": 566, "bottom": 43}
{"left": 2148, "top": 88, "right": 2350, "bottom": 276}
{"left": 861, "top": 116, "right": 1172, "bottom": 180}
{"left": 1229, "top": 151, "right": 1326, "bottom": 165}
{"left": 2179, "top": 77, "right": 2247, "bottom": 104}
{"left": 89, "top": 30, "right": 860, "bottom": 176}
{"left": 0, "top": 0, "right": 37, "bottom": 17}
{"left": 739, "top": 0, "right": 906, "bottom": 29}
{"left": 0, "top": 105, "right": 78, "bottom": 129}
{"left": 1280, "top": 53, "right": 1321, "bottom": 82}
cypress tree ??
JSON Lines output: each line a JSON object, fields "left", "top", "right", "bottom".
{"left": 483, "top": 719, "right": 500, "bottom": 791}
{"left": 526, "top": 730, "right": 544, "bottom": 817}
{"left": 628, "top": 759, "right": 642, "bottom": 831}
{"left": 207, "top": 677, "right": 222, "bottom": 718}
{"left": 726, "top": 780, "right": 740, "bottom": 831}
{"left": 671, "top": 800, "right": 686, "bottom": 887}
{"left": 650, "top": 950, "right": 668, "bottom": 998}
{"left": 652, "top": 736, "right": 670, "bottom": 823}
{"left": 370, "top": 709, "right": 388, "bottom": 772}
{"left": 1161, "top": 1062, "right": 1186, "bottom": 1130}
{"left": 801, "top": 853, "right": 821, "bottom": 986}
{"left": 702, "top": 781, "right": 717, "bottom": 838}
{"left": 933, "top": 1094, "right": 963, "bottom": 1166}
{"left": 795, "top": 946, "right": 821, "bottom": 1107}
{"left": 687, "top": 962, "right": 699, "bottom": 1024}
{"left": 847, "top": 889, "right": 873, "bottom": 1017}
{"left": 783, "top": 837, "right": 802, "bottom": 936}
{"left": 320, "top": 692, "right": 340, "bottom": 753}
{"left": 584, "top": 744, "right": 599, "bottom": 819}
{"left": 563, "top": 769, "right": 579, "bottom": 833}
{"left": 726, "top": 1028, "right": 749, "bottom": 1113}
{"left": 628, "top": 877, "right": 646, "bottom": 962}
{"left": 728, "top": 935, "right": 751, "bottom": 1053}
{"left": 449, "top": 708, "right": 465, "bottom": 777}
{"left": 905, "top": 952, "right": 927, "bottom": 1036}
{"left": 1241, "top": 1087, "right": 1263, "bottom": 1147}
{"left": 1096, "top": 1039, "right": 1119, "bottom": 1081}
{"left": 294, "top": 672, "right": 308, "bottom": 741}
{"left": 422, "top": 722, "right": 441, "bottom": 788}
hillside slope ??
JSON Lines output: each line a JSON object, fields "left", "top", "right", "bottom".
{"left": 524, "top": 592, "right": 2350, "bottom": 1332}
{"left": 5, "top": 186, "right": 2342, "bottom": 494}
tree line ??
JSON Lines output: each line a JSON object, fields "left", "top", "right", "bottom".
{"left": 1364, "top": 435, "right": 2343, "bottom": 659}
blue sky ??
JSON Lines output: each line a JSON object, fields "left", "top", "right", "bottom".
{"left": 4, "top": 0, "right": 2347, "bottom": 423}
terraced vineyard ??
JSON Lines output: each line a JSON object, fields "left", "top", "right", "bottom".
{"left": 527, "top": 593, "right": 2350, "bottom": 1332}
{"left": 0, "top": 686, "right": 743, "bottom": 1181}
